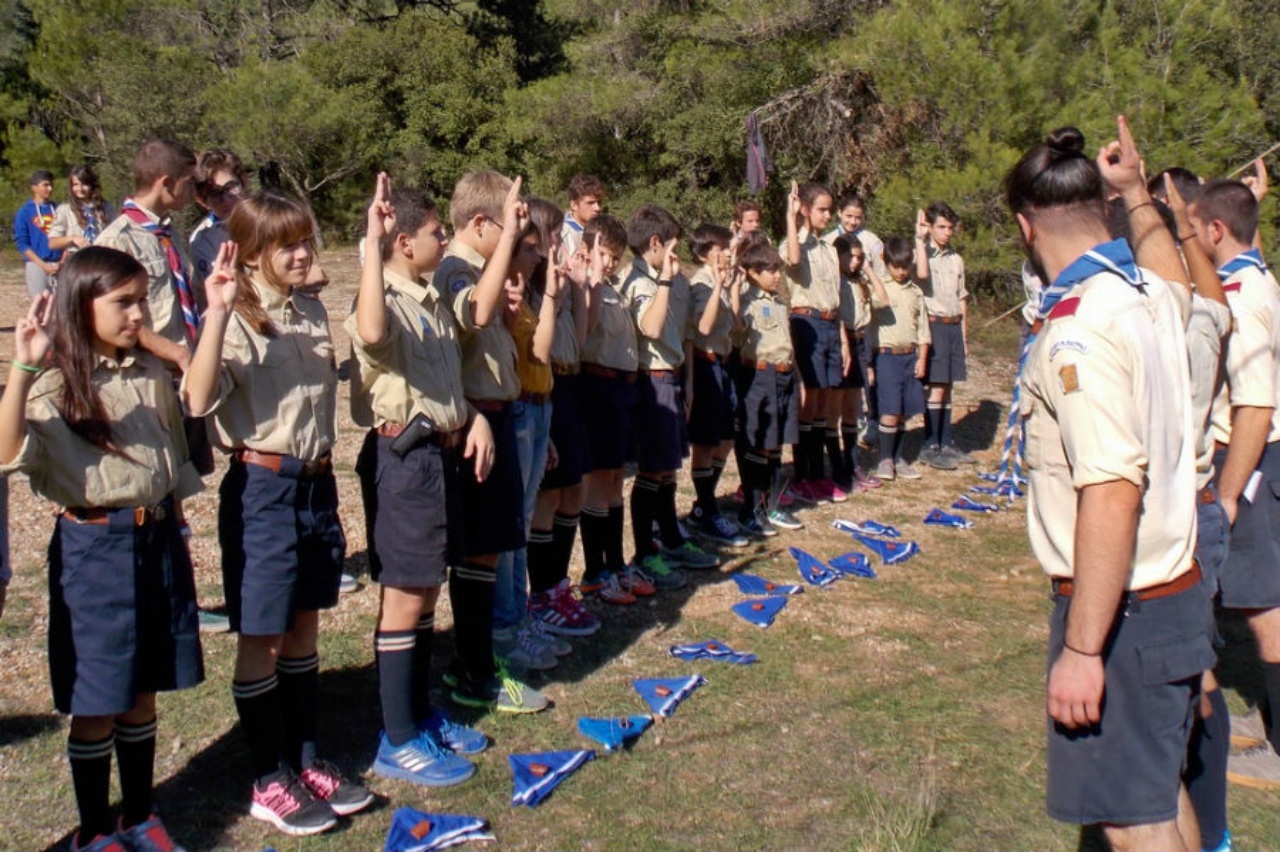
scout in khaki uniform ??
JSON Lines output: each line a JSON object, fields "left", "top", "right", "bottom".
{"left": 1190, "top": 178, "right": 1280, "bottom": 790}
{"left": 624, "top": 204, "right": 718, "bottom": 586}
{"left": 1011, "top": 120, "right": 1212, "bottom": 851}
{"left": 832, "top": 233, "right": 888, "bottom": 492}
{"left": 869, "top": 237, "right": 931, "bottom": 482}
{"left": 189, "top": 148, "right": 249, "bottom": 309}
{"left": 914, "top": 201, "right": 973, "bottom": 470}
{"left": 183, "top": 192, "right": 371, "bottom": 836}
{"left": 732, "top": 241, "right": 802, "bottom": 536}
{"left": 429, "top": 171, "right": 547, "bottom": 715}
{"left": 783, "top": 180, "right": 849, "bottom": 503}
{"left": 0, "top": 248, "right": 204, "bottom": 852}
{"left": 348, "top": 175, "right": 491, "bottom": 790}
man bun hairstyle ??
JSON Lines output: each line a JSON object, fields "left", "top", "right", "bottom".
{"left": 1004, "top": 127, "right": 1103, "bottom": 218}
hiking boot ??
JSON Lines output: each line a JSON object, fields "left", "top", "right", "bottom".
{"left": 493, "top": 625, "right": 556, "bottom": 672}
{"left": 942, "top": 445, "right": 978, "bottom": 465}
{"left": 532, "top": 580, "right": 601, "bottom": 635}
{"left": 768, "top": 509, "right": 805, "bottom": 531}
{"left": 1227, "top": 744, "right": 1280, "bottom": 790}
{"left": 919, "top": 447, "right": 957, "bottom": 470}
{"left": 250, "top": 767, "right": 338, "bottom": 836}
{"left": 874, "top": 458, "right": 895, "bottom": 481}
{"left": 299, "top": 759, "right": 373, "bottom": 816}
{"left": 1231, "top": 710, "right": 1268, "bottom": 749}
{"left": 635, "top": 554, "right": 687, "bottom": 590}
{"left": 895, "top": 460, "right": 923, "bottom": 480}
{"left": 661, "top": 539, "right": 720, "bottom": 569}
{"left": 372, "top": 732, "right": 475, "bottom": 787}
{"left": 421, "top": 708, "right": 488, "bottom": 756}
{"left": 581, "top": 572, "right": 636, "bottom": 605}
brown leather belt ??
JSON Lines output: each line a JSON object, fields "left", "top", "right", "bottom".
{"left": 754, "top": 361, "right": 793, "bottom": 373}
{"left": 1052, "top": 562, "right": 1202, "bottom": 602}
{"left": 694, "top": 349, "right": 721, "bottom": 363}
{"left": 876, "top": 345, "right": 917, "bottom": 355}
{"left": 235, "top": 449, "right": 331, "bottom": 477}
{"left": 520, "top": 391, "right": 551, "bottom": 406}
{"left": 930, "top": 314, "right": 963, "bottom": 325}
{"left": 1198, "top": 485, "right": 1217, "bottom": 506}
{"left": 62, "top": 502, "right": 171, "bottom": 526}
{"left": 583, "top": 363, "right": 637, "bottom": 383}
{"left": 552, "top": 363, "right": 579, "bottom": 376}
{"left": 470, "top": 399, "right": 509, "bottom": 414}
{"left": 375, "top": 422, "right": 464, "bottom": 449}
{"left": 791, "top": 307, "right": 839, "bottom": 322}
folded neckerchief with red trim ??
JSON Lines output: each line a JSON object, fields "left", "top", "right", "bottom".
{"left": 669, "top": 639, "right": 758, "bottom": 665}
{"left": 732, "top": 596, "right": 788, "bottom": 627}
{"left": 633, "top": 675, "right": 708, "bottom": 717}
{"left": 832, "top": 519, "right": 901, "bottom": 538}
{"left": 383, "top": 808, "right": 494, "bottom": 852}
{"left": 827, "top": 551, "right": 878, "bottom": 579}
{"left": 731, "top": 573, "right": 804, "bottom": 597}
{"left": 790, "top": 546, "right": 839, "bottom": 587}
{"left": 924, "top": 508, "right": 972, "bottom": 529}
{"left": 953, "top": 495, "right": 1000, "bottom": 513}
{"left": 850, "top": 532, "right": 921, "bottom": 565}
{"left": 577, "top": 715, "right": 652, "bottom": 751}
{"left": 509, "top": 750, "right": 595, "bottom": 807}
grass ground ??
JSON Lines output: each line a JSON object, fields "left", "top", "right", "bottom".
{"left": 0, "top": 249, "right": 1276, "bottom": 851}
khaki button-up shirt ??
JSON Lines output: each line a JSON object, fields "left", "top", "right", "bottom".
{"left": 869, "top": 279, "right": 930, "bottom": 350}
{"left": 685, "top": 264, "right": 736, "bottom": 357}
{"left": 920, "top": 244, "right": 967, "bottom": 318}
{"left": 782, "top": 230, "right": 840, "bottom": 312}
{"left": 436, "top": 244, "right": 520, "bottom": 402}
{"left": 96, "top": 207, "right": 192, "bottom": 348}
{"left": 734, "top": 287, "right": 792, "bottom": 366}
{"left": 582, "top": 277, "right": 639, "bottom": 371}
{"left": 1210, "top": 264, "right": 1280, "bottom": 445}
{"left": 624, "top": 258, "right": 690, "bottom": 370}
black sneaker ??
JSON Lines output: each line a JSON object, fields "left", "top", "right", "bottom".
{"left": 300, "top": 759, "right": 374, "bottom": 816}
{"left": 250, "top": 767, "right": 338, "bottom": 836}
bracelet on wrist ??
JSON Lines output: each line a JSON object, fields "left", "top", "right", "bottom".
{"left": 1126, "top": 200, "right": 1157, "bottom": 215}
{"left": 1176, "top": 230, "right": 1197, "bottom": 242}
{"left": 1063, "top": 640, "right": 1102, "bottom": 658}
{"left": 657, "top": 279, "right": 673, "bottom": 288}
{"left": 12, "top": 361, "right": 42, "bottom": 375}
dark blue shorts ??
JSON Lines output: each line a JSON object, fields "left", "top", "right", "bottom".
{"left": 1046, "top": 581, "right": 1214, "bottom": 825}
{"left": 49, "top": 503, "right": 204, "bottom": 715}
{"left": 219, "top": 458, "right": 345, "bottom": 636}
{"left": 688, "top": 356, "right": 737, "bottom": 447}
{"left": 735, "top": 364, "right": 799, "bottom": 453}
{"left": 858, "top": 336, "right": 878, "bottom": 417}
{"left": 1214, "top": 441, "right": 1280, "bottom": 609}
{"left": 460, "top": 402, "right": 526, "bottom": 557}
{"left": 874, "top": 351, "right": 925, "bottom": 418}
{"left": 581, "top": 369, "right": 638, "bottom": 472}
{"left": 635, "top": 369, "right": 689, "bottom": 472}
{"left": 838, "top": 329, "right": 865, "bottom": 390}
{"left": 925, "top": 319, "right": 967, "bottom": 384}
{"left": 541, "top": 374, "right": 587, "bottom": 491}
{"left": 789, "top": 313, "right": 843, "bottom": 389}
{"left": 356, "top": 430, "right": 461, "bottom": 588}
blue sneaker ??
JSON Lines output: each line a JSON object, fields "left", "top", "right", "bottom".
{"left": 372, "top": 732, "right": 475, "bottom": 787}
{"left": 72, "top": 833, "right": 127, "bottom": 852}
{"left": 421, "top": 709, "right": 488, "bottom": 756}
{"left": 116, "top": 815, "right": 187, "bottom": 852}
{"left": 1204, "top": 829, "right": 1232, "bottom": 852}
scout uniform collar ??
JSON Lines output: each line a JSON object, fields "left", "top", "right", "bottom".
{"left": 633, "top": 256, "right": 661, "bottom": 282}
{"left": 94, "top": 350, "right": 139, "bottom": 371}
{"left": 383, "top": 267, "right": 433, "bottom": 304}
{"left": 1217, "top": 248, "right": 1267, "bottom": 281}
{"left": 927, "top": 241, "right": 954, "bottom": 258}
{"left": 253, "top": 278, "right": 297, "bottom": 314}
{"left": 1037, "top": 238, "right": 1143, "bottom": 326}
{"left": 447, "top": 241, "right": 487, "bottom": 271}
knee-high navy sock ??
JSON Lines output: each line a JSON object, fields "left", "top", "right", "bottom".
{"left": 1263, "top": 661, "right": 1280, "bottom": 754}
{"left": 578, "top": 506, "right": 608, "bottom": 582}
{"left": 1185, "top": 687, "right": 1229, "bottom": 851}
{"left": 926, "top": 402, "right": 943, "bottom": 450}
{"left": 810, "top": 419, "right": 829, "bottom": 480}
{"left": 376, "top": 629, "right": 418, "bottom": 746}
{"left": 449, "top": 562, "right": 497, "bottom": 684}
{"left": 68, "top": 732, "right": 114, "bottom": 842}
{"left": 841, "top": 425, "right": 858, "bottom": 477}
{"left": 526, "top": 526, "right": 557, "bottom": 594}
{"left": 892, "top": 427, "right": 906, "bottom": 463}
{"left": 878, "top": 422, "right": 898, "bottom": 463}
{"left": 738, "top": 451, "right": 769, "bottom": 520}
{"left": 631, "top": 476, "right": 661, "bottom": 559}
{"left": 656, "top": 478, "right": 683, "bottom": 548}
{"left": 413, "top": 613, "right": 435, "bottom": 722}
{"left": 606, "top": 504, "right": 627, "bottom": 570}
{"left": 277, "top": 653, "right": 320, "bottom": 770}
{"left": 691, "top": 466, "right": 716, "bottom": 518}
{"left": 823, "top": 424, "right": 846, "bottom": 485}
{"left": 793, "top": 423, "right": 811, "bottom": 482}
{"left": 709, "top": 457, "right": 727, "bottom": 498}
{"left": 115, "top": 717, "right": 157, "bottom": 828}
{"left": 939, "top": 402, "right": 954, "bottom": 449}
{"left": 232, "top": 674, "right": 281, "bottom": 782}
{"left": 551, "top": 512, "right": 579, "bottom": 587}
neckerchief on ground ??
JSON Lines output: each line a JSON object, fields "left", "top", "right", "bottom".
{"left": 121, "top": 199, "right": 198, "bottom": 343}
{"left": 1217, "top": 248, "right": 1267, "bottom": 281}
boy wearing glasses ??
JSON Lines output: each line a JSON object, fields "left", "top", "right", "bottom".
{"left": 190, "top": 148, "right": 249, "bottom": 309}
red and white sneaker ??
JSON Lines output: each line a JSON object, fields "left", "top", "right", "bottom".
{"left": 580, "top": 572, "right": 636, "bottom": 605}
{"left": 250, "top": 767, "right": 338, "bottom": 836}
{"left": 533, "top": 579, "right": 601, "bottom": 636}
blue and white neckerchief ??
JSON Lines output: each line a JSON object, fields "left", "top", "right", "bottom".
{"left": 564, "top": 215, "right": 583, "bottom": 234}
{"left": 1216, "top": 248, "right": 1267, "bottom": 282}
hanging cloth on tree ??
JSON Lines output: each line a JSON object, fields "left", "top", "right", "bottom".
{"left": 746, "top": 112, "right": 773, "bottom": 194}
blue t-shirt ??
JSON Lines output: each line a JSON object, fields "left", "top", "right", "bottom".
{"left": 13, "top": 199, "right": 61, "bottom": 263}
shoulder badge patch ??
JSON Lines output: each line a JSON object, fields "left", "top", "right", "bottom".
{"left": 1058, "top": 364, "right": 1080, "bottom": 395}
{"left": 450, "top": 277, "right": 470, "bottom": 294}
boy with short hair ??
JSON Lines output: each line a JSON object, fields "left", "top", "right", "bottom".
{"left": 624, "top": 204, "right": 718, "bottom": 587}
{"left": 871, "top": 237, "right": 930, "bottom": 481}
{"left": 349, "top": 174, "right": 488, "bottom": 787}
{"left": 433, "top": 170, "right": 547, "bottom": 714}
{"left": 96, "top": 138, "right": 199, "bottom": 374}
{"left": 190, "top": 148, "right": 249, "bottom": 308}
{"left": 13, "top": 169, "right": 61, "bottom": 297}
{"left": 915, "top": 202, "right": 973, "bottom": 469}
{"left": 561, "top": 173, "right": 605, "bottom": 255}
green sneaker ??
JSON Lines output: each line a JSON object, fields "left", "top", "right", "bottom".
{"left": 661, "top": 539, "right": 721, "bottom": 569}
{"left": 635, "top": 554, "right": 687, "bottom": 590}
{"left": 449, "top": 657, "right": 549, "bottom": 715}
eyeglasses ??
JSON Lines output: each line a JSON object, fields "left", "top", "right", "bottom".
{"left": 208, "top": 179, "right": 244, "bottom": 200}
{"left": 484, "top": 216, "right": 504, "bottom": 231}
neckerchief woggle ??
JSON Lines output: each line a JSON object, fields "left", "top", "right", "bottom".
{"left": 992, "top": 239, "right": 1144, "bottom": 494}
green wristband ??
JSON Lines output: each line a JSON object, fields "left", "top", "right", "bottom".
{"left": 12, "top": 361, "right": 41, "bottom": 375}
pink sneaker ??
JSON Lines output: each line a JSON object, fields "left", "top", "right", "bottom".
{"left": 816, "top": 479, "right": 848, "bottom": 503}
{"left": 737, "top": 485, "right": 796, "bottom": 507}
{"left": 787, "top": 481, "right": 828, "bottom": 505}
{"left": 534, "top": 580, "right": 601, "bottom": 636}
{"left": 854, "top": 467, "right": 883, "bottom": 489}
